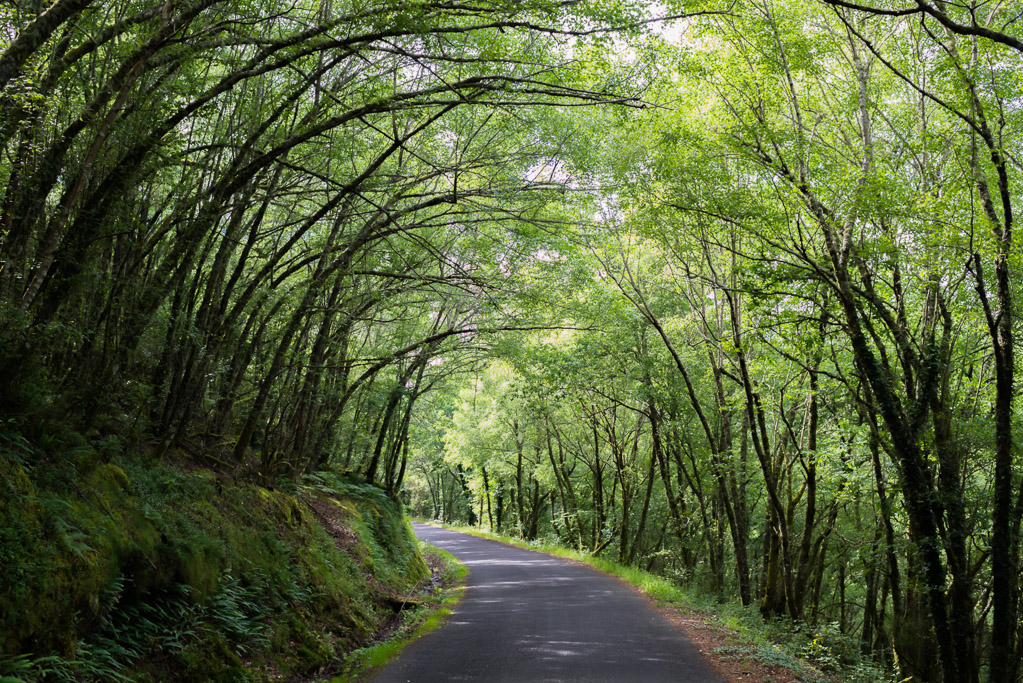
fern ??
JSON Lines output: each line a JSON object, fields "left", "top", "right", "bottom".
{"left": 204, "top": 573, "right": 270, "bottom": 654}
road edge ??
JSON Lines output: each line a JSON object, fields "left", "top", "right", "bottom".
{"left": 328, "top": 541, "right": 468, "bottom": 682}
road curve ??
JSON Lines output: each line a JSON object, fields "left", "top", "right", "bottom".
{"left": 371, "top": 524, "right": 724, "bottom": 682}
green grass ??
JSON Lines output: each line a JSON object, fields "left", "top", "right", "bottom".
{"left": 328, "top": 543, "right": 467, "bottom": 682}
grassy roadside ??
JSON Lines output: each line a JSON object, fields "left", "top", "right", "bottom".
{"left": 419, "top": 522, "right": 888, "bottom": 683}
{"left": 329, "top": 543, "right": 467, "bottom": 682}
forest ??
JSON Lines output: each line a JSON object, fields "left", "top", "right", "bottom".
{"left": 1, "top": 0, "right": 1021, "bottom": 680}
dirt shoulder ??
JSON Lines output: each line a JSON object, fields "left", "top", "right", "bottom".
{"left": 645, "top": 600, "right": 805, "bottom": 682}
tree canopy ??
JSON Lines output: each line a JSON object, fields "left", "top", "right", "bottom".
{"left": 2, "top": 0, "right": 1022, "bottom": 680}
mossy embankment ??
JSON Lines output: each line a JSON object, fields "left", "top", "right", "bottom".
{"left": 0, "top": 434, "right": 429, "bottom": 682}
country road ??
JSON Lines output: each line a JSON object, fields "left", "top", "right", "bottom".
{"left": 371, "top": 524, "right": 724, "bottom": 682}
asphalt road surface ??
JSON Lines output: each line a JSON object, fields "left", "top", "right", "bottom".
{"left": 371, "top": 524, "right": 724, "bottom": 682}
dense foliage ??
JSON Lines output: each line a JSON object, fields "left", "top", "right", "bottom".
{"left": 2, "top": 0, "right": 1022, "bottom": 681}
{"left": 407, "top": 4, "right": 1023, "bottom": 683}
{"left": 0, "top": 0, "right": 645, "bottom": 486}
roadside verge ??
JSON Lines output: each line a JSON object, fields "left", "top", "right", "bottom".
{"left": 332, "top": 543, "right": 467, "bottom": 682}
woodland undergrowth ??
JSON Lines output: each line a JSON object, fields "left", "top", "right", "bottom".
{"left": 0, "top": 423, "right": 428, "bottom": 682}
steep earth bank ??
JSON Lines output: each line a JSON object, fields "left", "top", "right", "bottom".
{"left": 0, "top": 440, "right": 426, "bottom": 682}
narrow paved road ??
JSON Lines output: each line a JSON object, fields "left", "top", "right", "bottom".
{"left": 372, "top": 524, "right": 724, "bottom": 682}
